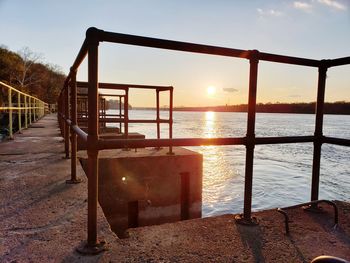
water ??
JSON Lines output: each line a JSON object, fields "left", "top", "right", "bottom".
{"left": 107, "top": 110, "right": 350, "bottom": 217}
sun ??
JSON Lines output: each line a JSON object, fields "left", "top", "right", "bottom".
{"left": 207, "top": 86, "right": 216, "bottom": 96}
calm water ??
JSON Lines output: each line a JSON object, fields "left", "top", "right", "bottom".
{"left": 108, "top": 110, "right": 350, "bottom": 217}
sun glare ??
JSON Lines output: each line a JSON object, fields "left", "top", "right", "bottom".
{"left": 207, "top": 86, "right": 216, "bottom": 96}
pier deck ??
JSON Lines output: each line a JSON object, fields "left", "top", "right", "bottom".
{"left": 1, "top": 114, "right": 349, "bottom": 262}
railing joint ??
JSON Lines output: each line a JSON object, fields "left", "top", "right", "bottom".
{"left": 86, "top": 27, "right": 102, "bottom": 45}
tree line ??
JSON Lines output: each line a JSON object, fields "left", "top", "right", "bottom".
{"left": 0, "top": 45, "right": 65, "bottom": 104}
{"left": 174, "top": 101, "right": 350, "bottom": 115}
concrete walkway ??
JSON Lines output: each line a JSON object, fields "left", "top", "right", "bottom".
{"left": 0, "top": 114, "right": 349, "bottom": 262}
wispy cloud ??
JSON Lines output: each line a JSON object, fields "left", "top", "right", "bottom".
{"left": 257, "top": 8, "right": 284, "bottom": 17}
{"left": 223, "top": 88, "right": 238, "bottom": 93}
{"left": 317, "top": 0, "right": 347, "bottom": 11}
{"left": 293, "top": 1, "right": 313, "bottom": 12}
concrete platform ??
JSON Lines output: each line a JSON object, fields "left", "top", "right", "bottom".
{"left": 1, "top": 114, "right": 350, "bottom": 262}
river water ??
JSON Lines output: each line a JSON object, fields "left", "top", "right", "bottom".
{"left": 108, "top": 110, "right": 350, "bottom": 217}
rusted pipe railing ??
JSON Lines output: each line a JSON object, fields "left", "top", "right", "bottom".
{"left": 66, "top": 70, "right": 81, "bottom": 184}
{"left": 57, "top": 27, "right": 350, "bottom": 254}
{"left": 236, "top": 50, "right": 259, "bottom": 225}
{"left": 311, "top": 62, "right": 328, "bottom": 204}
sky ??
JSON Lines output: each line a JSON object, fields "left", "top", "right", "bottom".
{"left": 0, "top": 0, "right": 349, "bottom": 107}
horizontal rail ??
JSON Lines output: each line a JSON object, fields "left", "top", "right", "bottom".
{"left": 323, "top": 136, "right": 350, "bottom": 147}
{"left": 255, "top": 136, "right": 314, "bottom": 145}
{"left": 70, "top": 39, "right": 89, "bottom": 74}
{"left": 77, "top": 93, "right": 126, "bottom": 97}
{"left": 97, "top": 135, "right": 316, "bottom": 150}
{"left": 98, "top": 137, "right": 246, "bottom": 150}
{"left": 96, "top": 28, "right": 320, "bottom": 67}
{"left": 258, "top": 52, "right": 320, "bottom": 67}
{"left": 72, "top": 124, "right": 88, "bottom": 142}
{"left": 77, "top": 118, "right": 171, "bottom": 123}
{"left": 0, "top": 107, "right": 43, "bottom": 110}
{"left": 77, "top": 81, "right": 173, "bottom": 91}
{"left": 329, "top": 56, "right": 350, "bottom": 67}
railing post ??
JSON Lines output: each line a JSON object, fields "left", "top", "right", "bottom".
{"left": 66, "top": 70, "right": 81, "bottom": 184}
{"left": 124, "top": 88, "right": 129, "bottom": 139}
{"left": 236, "top": 50, "right": 259, "bottom": 225}
{"left": 156, "top": 89, "right": 160, "bottom": 140}
{"left": 24, "top": 95, "right": 28, "bottom": 129}
{"left": 29, "top": 97, "right": 32, "bottom": 125}
{"left": 119, "top": 96, "right": 122, "bottom": 132}
{"left": 18, "top": 92, "right": 21, "bottom": 133}
{"left": 64, "top": 87, "right": 70, "bottom": 158}
{"left": 8, "top": 88, "right": 13, "bottom": 139}
{"left": 167, "top": 87, "right": 174, "bottom": 155}
{"left": 77, "top": 27, "right": 106, "bottom": 254}
{"left": 310, "top": 61, "right": 328, "bottom": 204}
{"left": 33, "top": 99, "right": 36, "bottom": 122}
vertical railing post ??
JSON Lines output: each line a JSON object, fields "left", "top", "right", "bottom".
{"left": 124, "top": 88, "right": 129, "bottom": 139}
{"left": 156, "top": 89, "right": 160, "bottom": 140}
{"left": 236, "top": 50, "right": 259, "bottom": 225}
{"left": 64, "top": 87, "right": 70, "bottom": 158}
{"left": 77, "top": 27, "right": 106, "bottom": 254}
{"left": 18, "top": 92, "right": 21, "bottom": 133}
{"left": 103, "top": 98, "right": 106, "bottom": 129}
{"left": 29, "top": 97, "right": 32, "bottom": 125}
{"left": 33, "top": 99, "right": 36, "bottom": 122}
{"left": 310, "top": 61, "right": 328, "bottom": 204}
{"left": 24, "top": 95, "right": 28, "bottom": 129}
{"left": 119, "top": 96, "right": 122, "bottom": 133}
{"left": 66, "top": 70, "right": 81, "bottom": 184}
{"left": 8, "top": 88, "right": 13, "bottom": 139}
{"left": 87, "top": 33, "right": 99, "bottom": 247}
{"left": 59, "top": 93, "right": 63, "bottom": 135}
{"left": 168, "top": 87, "right": 174, "bottom": 155}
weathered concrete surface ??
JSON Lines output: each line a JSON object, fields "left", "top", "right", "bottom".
{"left": 1, "top": 114, "right": 350, "bottom": 262}
{"left": 79, "top": 147, "right": 202, "bottom": 237}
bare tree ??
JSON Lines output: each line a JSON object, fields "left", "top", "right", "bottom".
{"left": 15, "top": 47, "right": 43, "bottom": 91}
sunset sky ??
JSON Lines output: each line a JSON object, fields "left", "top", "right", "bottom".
{"left": 0, "top": 0, "right": 349, "bottom": 107}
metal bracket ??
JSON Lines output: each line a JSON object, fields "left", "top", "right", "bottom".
{"left": 277, "top": 200, "right": 339, "bottom": 234}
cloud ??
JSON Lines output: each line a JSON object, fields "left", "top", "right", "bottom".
{"left": 257, "top": 8, "right": 283, "bottom": 17}
{"left": 317, "top": 0, "right": 347, "bottom": 10}
{"left": 223, "top": 88, "right": 238, "bottom": 93}
{"left": 293, "top": 1, "right": 313, "bottom": 12}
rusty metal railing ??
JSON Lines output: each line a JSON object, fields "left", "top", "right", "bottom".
{"left": 57, "top": 27, "right": 350, "bottom": 253}
{"left": 76, "top": 81, "right": 173, "bottom": 145}
{"left": 0, "top": 81, "right": 47, "bottom": 139}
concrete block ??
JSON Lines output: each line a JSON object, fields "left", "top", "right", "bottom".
{"left": 79, "top": 147, "right": 202, "bottom": 237}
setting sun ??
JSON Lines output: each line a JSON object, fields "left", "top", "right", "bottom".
{"left": 207, "top": 86, "right": 216, "bottom": 96}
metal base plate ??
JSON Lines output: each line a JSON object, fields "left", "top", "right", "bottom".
{"left": 234, "top": 214, "right": 259, "bottom": 225}
{"left": 66, "top": 179, "right": 82, "bottom": 184}
{"left": 76, "top": 240, "right": 108, "bottom": 255}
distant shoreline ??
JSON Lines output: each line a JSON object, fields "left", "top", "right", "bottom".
{"left": 131, "top": 102, "right": 350, "bottom": 115}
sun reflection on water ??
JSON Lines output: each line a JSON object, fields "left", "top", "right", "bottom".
{"left": 204, "top": 111, "right": 216, "bottom": 139}
{"left": 200, "top": 111, "right": 242, "bottom": 215}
